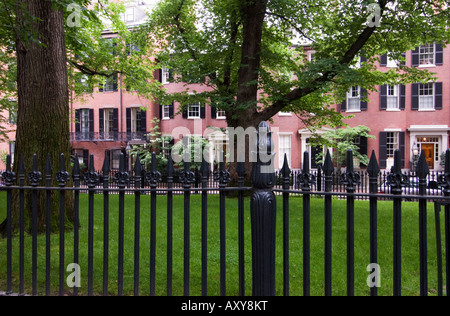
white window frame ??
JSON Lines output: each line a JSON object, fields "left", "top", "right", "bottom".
{"left": 80, "top": 109, "right": 90, "bottom": 139}
{"left": 278, "top": 133, "right": 292, "bottom": 169}
{"left": 386, "top": 56, "right": 399, "bottom": 68}
{"left": 188, "top": 102, "right": 201, "bottom": 119}
{"left": 126, "top": 7, "right": 135, "bottom": 22}
{"left": 347, "top": 86, "right": 361, "bottom": 111}
{"left": 216, "top": 109, "right": 226, "bottom": 120}
{"left": 419, "top": 83, "right": 435, "bottom": 110}
{"left": 131, "top": 107, "right": 142, "bottom": 137}
{"left": 104, "top": 108, "right": 115, "bottom": 140}
{"left": 162, "top": 105, "right": 171, "bottom": 120}
{"left": 419, "top": 44, "right": 435, "bottom": 67}
{"left": 162, "top": 67, "right": 171, "bottom": 85}
{"left": 386, "top": 85, "right": 399, "bottom": 110}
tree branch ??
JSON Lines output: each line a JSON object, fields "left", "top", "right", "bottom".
{"left": 258, "top": 0, "right": 388, "bottom": 121}
{"left": 68, "top": 59, "right": 121, "bottom": 77}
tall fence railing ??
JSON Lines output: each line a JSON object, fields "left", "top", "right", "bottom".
{"left": 0, "top": 121, "right": 449, "bottom": 296}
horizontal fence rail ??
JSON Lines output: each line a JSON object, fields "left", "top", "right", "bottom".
{"left": 1, "top": 123, "right": 449, "bottom": 296}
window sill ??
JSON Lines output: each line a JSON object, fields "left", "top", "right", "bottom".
{"left": 346, "top": 110, "right": 361, "bottom": 113}
{"left": 418, "top": 108, "right": 436, "bottom": 112}
{"left": 161, "top": 117, "right": 171, "bottom": 120}
{"left": 216, "top": 117, "right": 227, "bottom": 120}
{"left": 418, "top": 64, "right": 436, "bottom": 68}
{"left": 187, "top": 117, "right": 201, "bottom": 120}
{"left": 386, "top": 108, "right": 401, "bottom": 112}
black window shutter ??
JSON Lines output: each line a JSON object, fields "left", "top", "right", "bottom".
{"left": 435, "top": 82, "right": 443, "bottom": 110}
{"left": 380, "top": 85, "right": 387, "bottom": 110}
{"left": 200, "top": 103, "right": 206, "bottom": 119}
{"left": 169, "top": 102, "right": 174, "bottom": 118}
{"left": 380, "top": 54, "right": 388, "bottom": 66}
{"left": 99, "top": 109, "right": 104, "bottom": 137}
{"left": 99, "top": 81, "right": 104, "bottom": 93}
{"left": 401, "top": 52, "right": 406, "bottom": 66}
{"left": 360, "top": 88, "right": 368, "bottom": 111}
{"left": 126, "top": 108, "right": 132, "bottom": 133}
{"left": 379, "top": 132, "right": 387, "bottom": 169}
{"left": 359, "top": 136, "right": 368, "bottom": 156}
{"left": 411, "top": 83, "right": 419, "bottom": 110}
{"left": 158, "top": 69, "right": 163, "bottom": 83}
{"left": 75, "top": 109, "right": 81, "bottom": 133}
{"left": 182, "top": 107, "right": 188, "bottom": 119}
{"left": 113, "top": 75, "right": 118, "bottom": 92}
{"left": 89, "top": 109, "right": 94, "bottom": 136}
{"left": 399, "top": 132, "right": 406, "bottom": 168}
{"left": 412, "top": 47, "right": 420, "bottom": 67}
{"left": 341, "top": 98, "right": 347, "bottom": 112}
{"left": 113, "top": 109, "right": 119, "bottom": 139}
{"left": 83, "top": 150, "right": 89, "bottom": 168}
{"left": 211, "top": 105, "right": 217, "bottom": 119}
{"left": 435, "top": 44, "right": 443, "bottom": 65}
{"left": 140, "top": 110, "right": 147, "bottom": 132}
{"left": 159, "top": 104, "right": 162, "bottom": 120}
{"left": 400, "top": 84, "right": 406, "bottom": 110}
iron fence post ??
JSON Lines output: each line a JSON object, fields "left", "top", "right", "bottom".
{"left": 250, "top": 122, "right": 276, "bottom": 296}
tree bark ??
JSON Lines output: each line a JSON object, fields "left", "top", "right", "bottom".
{"left": 1, "top": 0, "right": 73, "bottom": 235}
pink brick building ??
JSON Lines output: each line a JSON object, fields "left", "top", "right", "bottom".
{"left": 1, "top": 27, "right": 449, "bottom": 174}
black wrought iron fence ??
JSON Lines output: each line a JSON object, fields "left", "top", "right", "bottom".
{"left": 0, "top": 122, "right": 449, "bottom": 296}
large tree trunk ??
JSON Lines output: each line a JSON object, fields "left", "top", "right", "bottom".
{"left": 227, "top": 0, "right": 269, "bottom": 186}
{"left": 1, "top": 0, "right": 73, "bottom": 235}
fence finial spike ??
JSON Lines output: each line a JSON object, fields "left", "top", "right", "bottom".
{"left": 151, "top": 152, "right": 157, "bottom": 172}
{"left": 281, "top": 154, "right": 291, "bottom": 178}
{"left": 346, "top": 149, "right": 354, "bottom": 172}
{"left": 18, "top": 155, "right": 25, "bottom": 174}
{"left": 302, "top": 151, "right": 310, "bottom": 173}
{"left": 392, "top": 149, "right": 402, "bottom": 174}
{"left": 416, "top": 150, "right": 430, "bottom": 179}
{"left": 119, "top": 153, "right": 125, "bottom": 173}
{"left": 445, "top": 149, "right": 450, "bottom": 174}
{"left": 367, "top": 150, "right": 380, "bottom": 177}
{"left": 46, "top": 155, "right": 52, "bottom": 174}
{"left": 323, "top": 150, "right": 334, "bottom": 176}
{"left": 201, "top": 155, "right": 210, "bottom": 178}
{"left": 133, "top": 155, "right": 142, "bottom": 174}
{"left": 102, "top": 151, "right": 111, "bottom": 175}
{"left": 167, "top": 152, "right": 174, "bottom": 176}
{"left": 72, "top": 154, "right": 79, "bottom": 175}
{"left": 89, "top": 154, "right": 95, "bottom": 173}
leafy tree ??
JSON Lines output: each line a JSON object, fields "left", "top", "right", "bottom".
{"left": 308, "top": 125, "right": 376, "bottom": 169}
{"left": 145, "top": 0, "right": 449, "bottom": 179}
{"left": 129, "top": 118, "right": 173, "bottom": 172}
{"left": 0, "top": 0, "right": 158, "bottom": 234}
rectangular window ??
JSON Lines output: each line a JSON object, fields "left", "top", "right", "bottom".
{"left": 126, "top": 7, "right": 135, "bottom": 22}
{"left": 162, "top": 67, "right": 171, "bottom": 84}
{"left": 419, "top": 83, "right": 434, "bottom": 110}
{"left": 81, "top": 109, "right": 91, "bottom": 140}
{"left": 216, "top": 109, "right": 226, "bottom": 119}
{"left": 162, "top": 105, "right": 171, "bottom": 119}
{"left": 104, "top": 75, "right": 117, "bottom": 92}
{"left": 386, "top": 85, "right": 399, "bottom": 109}
{"left": 347, "top": 86, "right": 361, "bottom": 111}
{"left": 386, "top": 132, "right": 399, "bottom": 158}
{"left": 104, "top": 109, "right": 114, "bottom": 140}
{"left": 279, "top": 134, "right": 292, "bottom": 169}
{"left": 188, "top": 102, "right": 201, "bottom": 119}
{"left": 419, "top": 44, "right": 435, "bottom": 65}
{"left": 111, "top": 149, "right": 122, "bottom": 170}
{"left": 132, "top": 108, "right": 142, "bottom": 134}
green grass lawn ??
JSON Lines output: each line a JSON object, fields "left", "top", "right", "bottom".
{"left": 0, "top": 192, "right": 447, "bottom": 296}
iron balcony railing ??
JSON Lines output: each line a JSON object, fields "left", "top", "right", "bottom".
{"left": 70, "top": 132, "right": 147, "bottom": 142}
